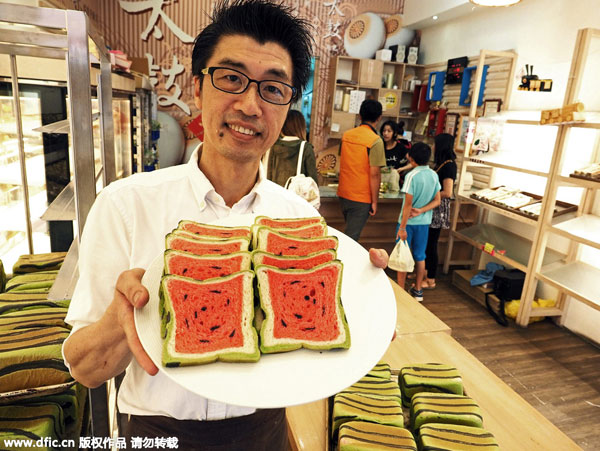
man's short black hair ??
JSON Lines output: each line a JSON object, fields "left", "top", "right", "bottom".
{"left": 192, "top": 0, "right": 314, "bottom": 100}
{"left": 359, "top": 99, "right": 382, "bottom": 123}
{"left": 408, "top": 142, "right": 432, "bottom": 165}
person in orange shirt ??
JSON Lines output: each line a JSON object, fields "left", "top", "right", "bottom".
{"left": 337, "top": 100, "right": 387, "bottom": 241}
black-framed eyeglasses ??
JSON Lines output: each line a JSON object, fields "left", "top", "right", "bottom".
{"left": 201, "top": 66, "right": 297, "bottom": 105}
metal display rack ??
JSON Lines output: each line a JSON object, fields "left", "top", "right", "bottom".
{"left": 0, "top": 3, "right": 118, "bottom": 439}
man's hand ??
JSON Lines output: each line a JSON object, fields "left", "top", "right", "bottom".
{"left": 115, "top": 269, "right": 158, "bottom": 376}
{"left": 369, "top": 248, "right": 389, "bottom": 269}
{"left": 369, "top": 202, "right": 377, "bottom": 216}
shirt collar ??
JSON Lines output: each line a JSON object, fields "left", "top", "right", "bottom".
{"left": 186, "top": 143, "right": 268, "bottom": 213}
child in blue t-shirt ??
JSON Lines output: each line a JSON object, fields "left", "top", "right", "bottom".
{"left": 396, "top": 142, "right": 441, "bottom": 301}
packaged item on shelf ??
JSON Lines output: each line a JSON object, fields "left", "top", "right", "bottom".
{"left": 472, "top": 186, "right": 519, "bottom": 202}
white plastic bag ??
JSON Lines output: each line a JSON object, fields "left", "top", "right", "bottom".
{"left": 387, "top": 239, "right": 415, "bottom": 272}
{"left": 284, "top": 141, "right": 321, "bottom": 209}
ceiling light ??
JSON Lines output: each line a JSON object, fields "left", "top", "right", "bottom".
{"left": 469, "top": 0, "right": 522, "bottom": 6}
{"left": 432, "top": 15, "right": 438, "bottom": 20}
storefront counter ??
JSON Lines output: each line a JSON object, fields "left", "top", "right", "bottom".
{"left": 286, "top": 279, "right": 580, "bottom": 451}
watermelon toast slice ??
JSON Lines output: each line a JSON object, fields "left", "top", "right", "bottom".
{"left": 177, "top": 220, "right": 251, "bottom": 239}
{"left": 251, "top": 250, "right": 336, "bottom": 270}
{"left": 164, "top": 250, "right": 252, "bottom": 280}
{"left": 160, "top": 250, "right": 252, "bottom": 338}
{"left": 161, "top": 271, "right": 259, "bottom": 366}
{"left": 165, "top": 233, "right": 250, "bottom": 255}
{"left": 250, "top": 223, "right": 327, "bottom": 249}
{"left": 255, "top": 228, "right": 338, "bottom": 256}
{"left": 255, "top": 260, "right": 350, "bottom": 353}
{"left": 254, "top": 216, "right": 325, "bottom": 229}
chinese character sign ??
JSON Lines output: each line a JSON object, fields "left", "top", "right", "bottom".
{"left": 119, "top": 0, "right": 194, "bottom": 43}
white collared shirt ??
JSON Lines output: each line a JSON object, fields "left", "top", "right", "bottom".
{"left": 63, "top": 146, "right": 318, "bottom": 420}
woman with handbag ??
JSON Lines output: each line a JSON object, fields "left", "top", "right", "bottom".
{"left": 410, "top": 133, "right": 457, "bottom": 289}
{"left": 266, "top": 110, "right": 319, "bottom": 187}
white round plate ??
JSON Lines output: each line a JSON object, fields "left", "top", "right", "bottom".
{"left": 135, "top": 214, "right": 396, "bottom": 408}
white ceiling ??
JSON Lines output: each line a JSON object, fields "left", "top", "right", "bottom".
{"left": 403, "top": 0, "right": 480, "bottom": 29}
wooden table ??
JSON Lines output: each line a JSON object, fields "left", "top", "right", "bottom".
{"left": 286, "top": 278, "right": 450, "bottom": 450}
{"left": 287, "top": 281, "right": 580, "bottom": 450}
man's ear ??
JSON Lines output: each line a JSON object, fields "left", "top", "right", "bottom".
{"left": 193, "top": 76, "right": 202, "bottom": 110}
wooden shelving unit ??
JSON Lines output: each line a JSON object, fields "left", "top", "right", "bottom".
{"left": 325, "top": 56, "right": 425, "bottom": 139}
{"left": 445, "top": 30, "right": 600, "bottom": 327}
{"left": 516, "top": 27, "right": 600, "bottom": 325}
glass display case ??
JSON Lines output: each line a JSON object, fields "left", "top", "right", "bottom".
{"left": 0, "top": 82, "right": 135, "bottom": 274}
{"left": 0, "top": 93, "right": 49, "bottom": 272}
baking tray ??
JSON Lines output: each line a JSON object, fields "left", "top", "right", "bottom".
{"left": 471, "top": 188, "right": 577, "bottom": 220}
{"left": 0, "top": 381, "right": 76, "bottom": 405}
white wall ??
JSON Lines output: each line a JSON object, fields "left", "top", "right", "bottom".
{"left": 414, "top": 0, "right": 600, "bottom": 343}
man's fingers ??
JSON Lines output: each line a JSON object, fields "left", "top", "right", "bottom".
{"left": 369, "top": 248, "right": 389, "bottom": 269}
{"left": 117, "top": 292, "right": 158, "bottom": 375}
{"left": 116, "top": 268, "right": 149, "bottom": 308}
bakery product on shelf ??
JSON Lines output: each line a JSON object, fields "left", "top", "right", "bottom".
{"left": 496, "top": 192, "right": 533, "bottom": 208}
{"left": 332, "top": 392, "right": 404, "bottom": 437}
{"left": 519, "top": 201, "right": 543, "bottom": 217}
{"left": 399, "top": 363, "right": 463, "bottom": 407}
{"left": 160, "top": 271, "right": 259, "bottom": 366}
{"left": 341, "top": 376, "right": 402, "bottom": 402}
{"left": 418, "top": 423, "right": 499, "bottom": 450}
{"left": 255, "top": 261, "right": 350, "bottom": 353}
{"left": 338, "top": 421, "right": 417, "bottom": 451}
{"left": 410, "top": 393, "right": 483, "bottom": 431}
{"left": 364, "top": 361, "right": 392, "bottom": 380}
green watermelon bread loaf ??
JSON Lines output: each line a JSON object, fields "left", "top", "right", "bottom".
{"left": 177, "top": 220, "right": 251, "bottom": 239}
{"left": 255, "top": 228, "right": 338, "bottom": 256}
{"left": 161, "top": 271, "right": 259, "bottom": 366}
{"left": 250, "top": 223, "right": 327, "bottom": 249}
{"left": 338, "top": 421, "right": 417, "bottom": 451}
{"left": 165, "top": 233, "right": 250, "bottom": 255}
{"left": 254, "top": 216, "right": 325, "bottom": 229}
{"left": 255, "top": 260, "right": 350, "bottom": 353}
{"left": 164, "top": 250, "right": 251, "bottom": 280}
{"left": 251, "top": 250, "right": 336, "bottom": 270}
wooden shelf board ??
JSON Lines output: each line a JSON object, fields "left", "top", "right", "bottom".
{"left": 453, "top": 223, "right": 565, "bottom": 271}
{"left": 558, "top": 174, "right": 600, "bottom": 189}
{"left": 550, "top": 214, "right": 600, "bottom": 250}
{"left": 537, "top": 262, "right": 600, "bottom": 312}
{"left": 457, "top": 194, "right": 538, "bottom": 226}
{"left": 466, "top": 157, "right": 549, "bottom": 178}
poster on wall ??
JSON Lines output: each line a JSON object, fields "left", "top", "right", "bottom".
{"left": 455, "top": 115, "right": 470, "bottom": 152}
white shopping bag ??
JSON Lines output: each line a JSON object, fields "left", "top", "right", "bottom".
{"left": 387, "top": 239, "right": 415, "bottom": 272}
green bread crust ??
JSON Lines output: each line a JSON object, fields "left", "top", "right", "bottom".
{"left": 254, "top": 228, "right": 338, "bottom": 256}
{"left": 400, "top": 363, "right": 463, "bottom": 408}
{"left": 418, "top": 423, "right": 499, "bottom": 450}
{"left": 332, "top": 392, "right": 404, "bottom": 439}
{"left": 341, "top": 376, "right": 402, "bottom": 402}
{"left": 255, "top": 260, "right": 350, "bottom": 354}
{"left": 250, "top": 223, "right": 327, "bottom": 249}
{"left": 161, "top": 271, "right": 260, "bottom": 367}
{"left": 177, "top": 220, "right": 251, "bottom": 238}
{"left": 363, "top": 361, "right": 392, "bottom": 380}
{"left": 410, "top": 393, "right": 483, "bottom": 431}
{"left": 254, "top": 215, "right": 326, "bottom": 228}
{"left": 338, "top": 421, "right": 417, "bottom": 451}
{"left": 251, "top": 249, "right": 337, "bottom": 268}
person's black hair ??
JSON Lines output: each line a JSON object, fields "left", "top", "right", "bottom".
{"left": 433, "top": 133, "right": 457, "bottom": 168}
{"left": 359, "top": 99, "right": 382, "bottom": 123}
{"left": 408, "top": 142, "right": 431, "bottom": 165}
{"left": 192, "top": 0, "right": 314, "bottom": 100}
{"left": 380, "top": 120, "right": 398, "bottom": 140}
{"left": 398, "top": 120, "right": 405, "bottom": 136}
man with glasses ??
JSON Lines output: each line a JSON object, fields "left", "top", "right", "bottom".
{"left": 63, "top": 1, "right": 388, "bottom": 449}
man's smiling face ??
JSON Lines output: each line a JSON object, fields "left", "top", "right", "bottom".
{"left": 194, "top": 34, "right": 293, "bottom": 165}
